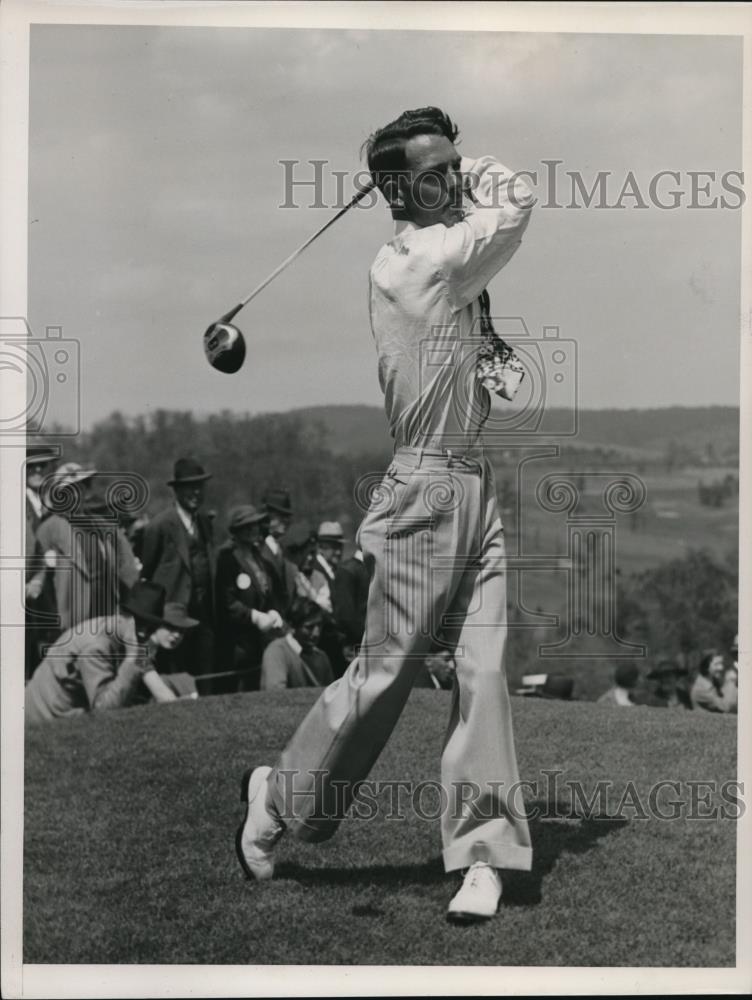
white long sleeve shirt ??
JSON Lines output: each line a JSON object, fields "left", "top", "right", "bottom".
{"left": 368, "top": 155, "right": 534, "bottom": 451}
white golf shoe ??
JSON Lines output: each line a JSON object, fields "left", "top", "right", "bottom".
{"left": 235, "top": 765, "right": 285, "bottom": 881}
{"left": 446, "top": 862, "right": 503, "bottom": 923}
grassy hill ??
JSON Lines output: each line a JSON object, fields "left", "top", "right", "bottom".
{"left": 293, "top": 404, "right": 739, "bottom": 460}
{"left": 24, "top": 690, "right": 737, "bottom": 967}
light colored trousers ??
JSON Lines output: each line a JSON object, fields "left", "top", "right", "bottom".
{"left": 268, "top": 446, "right": 532, "bottom": 872}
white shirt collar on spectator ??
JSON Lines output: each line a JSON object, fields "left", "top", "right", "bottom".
{"left": 266, "top": 535, "right": 280, "bottom": 556}
{"left": 285, "top": 632, "right": 302, "bottom": 656}
{"left": 26, "top": 487, "right": 43, "bottom": 520}
{"left": 354, "top": 549, "right": 364, "bottom": 563}
{"left": 316, "top": 552, "right": 335, "bottom": 579}
{"left": 175, "top": 502, "right": 195, "bottom": 536}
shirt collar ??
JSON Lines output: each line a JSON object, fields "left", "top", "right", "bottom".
{"left": 354, "top": 549, "right": 364, "bottom": 563}
{"left": 175, "top": 502, "right": 194, "bottom": 533}
{"left": 26, "top": 487, "right": 43, "bottom": 519}
{"left": 285, "top": 632, "right": 302, "bottom": 656}
{"left": 394, "top": 219, "right": 418, "bottom": 237}
{"left": 266, "top": 535, "right": 280, "bottom": 556}
{"left": 316, "top": 552, "right": 334, "bottom": 578}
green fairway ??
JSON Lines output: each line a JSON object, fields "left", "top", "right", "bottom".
{"left": 24, "top": 690, "right": 737, "bottom": 967}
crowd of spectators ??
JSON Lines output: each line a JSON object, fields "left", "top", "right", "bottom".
{"left": 596, "top": 642, "right": 739, "bottom": 714}
{"left": 23, "top": 445, "right": 739, "bottom": 722}
{"left": 23, "top": 449, "right": 453, "bottom": 723}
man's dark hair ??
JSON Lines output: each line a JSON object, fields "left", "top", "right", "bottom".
{"left": 289, "top": 596, "right": 323, "bottom": 629}
{"left": 362, "top": 106, "right": 460, "bottom": 202}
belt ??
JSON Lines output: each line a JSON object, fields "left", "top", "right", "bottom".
{"left": 393, "top": 445, "right": 485, "bottom": 473}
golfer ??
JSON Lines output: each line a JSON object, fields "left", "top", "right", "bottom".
{"left": 238, "top": 107, "right": 535, "bottom": 922}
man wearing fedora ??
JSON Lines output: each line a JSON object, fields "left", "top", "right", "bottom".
{"left": 260, "top": 488, "right": 297, "bottom": 615}
{"left": 141, "top": 458, "right": 216, "bottom": 684}
{"left": 24, "top": 445, "right": 59, "bottom": 677}
{"left": 310, "top": 521, "right": 347, "bottom": 677}
{"left": 215, "top": 505, "right": 284, "bottom": 692}
{"left": 25, "top": 581, "right": 197, "bottom": 723}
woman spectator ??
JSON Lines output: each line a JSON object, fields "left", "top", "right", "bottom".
{"left": 214, "top": 505, "right": 283, "bottom": 691}
{"left": 690, "top": 649, "right": 737, "bottom": 714}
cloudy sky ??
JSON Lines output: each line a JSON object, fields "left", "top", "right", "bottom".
{"left": 28, "top": 25, "right": 743, "bottom": 428}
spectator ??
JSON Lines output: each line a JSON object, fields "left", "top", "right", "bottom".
{"left": 311, "top": 521, "right": 347, "bottom": 677}
{"left": 414, "top": 649, "right": 456, "bottom": 690}
{"left": 24, "top": 445, "right": 58, "bottom": 677}
{"left": 25, "top": 581, "right": 197, "bottom": 724}
{"left": 597, "top": 663, "right": 640, "bottom": 707}
{"left": 85, "top": 488, "right": 142, "bottom": 615}
{"left": 260, "top": 597, "right": 334, "bottom": 691}
{"left": 283, "top": 522, "right": 326, "bottom": 606}
{"left": 642, "top": 658, "right": 692, "bottom": 709}
{"left": 141, "top": 458, "right": 216, "bottom": 684}
{"left": 36, "top": 463, "right": 136, "bottom": 635}
{"left": 690, "top": 650, "right": 738, "bottom": 714}
{"left": 214, "top": 505, "right": 283, "bottom": 692}
{"left": 260, "top": 488, "right": 296, "bottom": 613}
{"left": 333, "top": 537, "right": 370, "bottom": 654}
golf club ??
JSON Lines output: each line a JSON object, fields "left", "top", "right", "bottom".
{"left": 204, "top": 180, "right": 376, "bottom": 373}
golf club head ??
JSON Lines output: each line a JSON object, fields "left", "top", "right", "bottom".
{"left": 204, "top": 321, "right": 246, "bottom": 374}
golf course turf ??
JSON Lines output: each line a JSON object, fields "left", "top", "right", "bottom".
{"left": 24, "top": 689, "right": 737, "bottom": 966}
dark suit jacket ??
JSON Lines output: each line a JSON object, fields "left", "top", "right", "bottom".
{"left": 141, "top": 505, "right": 215, "bottom": 613}
{"left": 333, "top": 553, "right": 370, "bottom": 644}
{"left": 215, "top": 541, "right": 274, "bottom": 637}
{"left": 259, "top": 539, "right": 297, "bottom": 615}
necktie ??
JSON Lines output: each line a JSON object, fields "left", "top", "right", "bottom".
{"left": 475, "top": 289, "right": 525, "bottom": 401}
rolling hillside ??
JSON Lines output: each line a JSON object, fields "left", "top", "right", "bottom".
{"left": 292, "top": 404, "right": 740, "bottom": 461}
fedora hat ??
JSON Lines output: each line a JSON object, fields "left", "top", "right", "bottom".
{"left": 263, "top": 488, "right": 293, "bottom": 517}
{"left": 168, "top": 457, "right": 212, "bottom": 486}
{"left": 161, "top": 602, "right": 199, "bottom": 631}
{"left": 317, "top": 520, "right": 344, "bottom": 544}
{"left": 228, "top": 504, "right": 266, "bottom": 533}
{"left": 647, "top": 658, "right": 685, "bottom": 680}
{"left": 26, "top": 444, "right": 58, "bottom": 466}
{"left": 539, "top": 675, "right": 574, "bottom": 701}
{"left": 53, "top": 461, "right": 97, "bottom": 487}
{"left": 284, "top": 521, "right": 316, "bottom": 552}
{"left": 121, "top": 581, "right": 167, "bottom": 626}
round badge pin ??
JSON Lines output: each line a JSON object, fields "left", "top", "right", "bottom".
{"left": 236, "top": 573, "right": 252, "bottom": 591}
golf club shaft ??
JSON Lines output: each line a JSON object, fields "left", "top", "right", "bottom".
{"left": 221, "top": 182, "right": 376, "bottom": 324}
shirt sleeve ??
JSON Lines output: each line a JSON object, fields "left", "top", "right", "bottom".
{"left": 80, "top": 641, "right": 145, "bottom": 712}
{"left": 260, "top": 641, "right": 289, "bottom": 691}
{"left": 692, "top": 678, "right": 736, "bottom": 713}
{"left": 436, "top": 155, "right": 534, "bottom": 310}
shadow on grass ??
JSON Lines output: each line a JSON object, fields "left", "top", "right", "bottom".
{"left": 274, "top": 801, "right": 628, "bottom": 908}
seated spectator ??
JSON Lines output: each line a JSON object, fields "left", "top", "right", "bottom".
{"left": 641, "top": 658, "right": 692, "bottom": 709}
{"left": 260, "top": 598, "right": 333, "bottom": 691}
{"left": 597, "top": 663, "right": 639, "bottom": 707}
{"left": 414, "top": 649, "right": 456, "bottom": 690}
{"left": 214, "top": 505, "right": 283, "bottom": 692}
{"left": 690, "top": 650, "right": 738, "bottom": 714}
{"left": 25, "top": 582, "right": 197, "bottom": 724}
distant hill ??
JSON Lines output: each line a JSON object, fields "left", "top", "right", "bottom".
{"left": 291, "top": 404, "right": 740, "bottom": 460}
